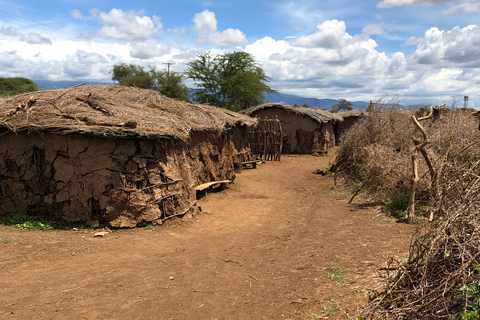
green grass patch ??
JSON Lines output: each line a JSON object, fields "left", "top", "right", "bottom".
{"left": 4, "top": 214, "right": 50, "bottom": 230}
{"left": 324, "top": 268, "right": 344, "bottom": 280}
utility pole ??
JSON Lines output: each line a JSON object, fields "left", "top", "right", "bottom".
{"left": 163, "top": 62, "right": 175, "bottom": 76}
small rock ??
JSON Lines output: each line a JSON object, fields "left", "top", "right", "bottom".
{"left": 169, "top": 277, "right": 174, "bottom": 280}
{"left": 72, "top": 228, "right": 78, "bottom": 231}
{"left": 94, "top": 232, "right": 107, "bottom": 237}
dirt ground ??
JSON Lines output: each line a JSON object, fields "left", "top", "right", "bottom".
{"left": 0, "top": 155, "right": 415, "bottom": 320}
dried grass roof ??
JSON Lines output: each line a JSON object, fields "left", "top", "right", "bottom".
{"left": 244, "top": 103, "right": 343, "bottom": 123}
{"left": 336, "top": 110, "right": 365, "bottom": 118}
{"left": 0, "top": 84, "right": 256, "bottom": 141}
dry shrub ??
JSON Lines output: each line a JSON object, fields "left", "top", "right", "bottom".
{"left": 343, "top": 104, "right": 480, "bottom": 319}
{"left": 364, "top": 155, "right": 480, "bottom": 319}
{"left": 335, "top": 103, "right": 480, "bottom": 208}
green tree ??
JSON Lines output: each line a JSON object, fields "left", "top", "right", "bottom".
{"left": 111, "top": 63, "right": 152, "bottom": 89}
{"left": 331, "top": 99, "right": 353, "bottom": 113}
{"left": 150, "top": 69, "right": 189, "bottom": 101}
{"left": 111, "top": 63, "right": 189, "bottom": 100}
{"left": 0, "top": 77, "right": 40, "bottom": 96}
{"left": 186, "top": 51, "right": 277, "bottom": 110}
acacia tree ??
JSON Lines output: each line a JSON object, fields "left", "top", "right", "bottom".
{"left": 186, "top": 51, "right": 276, "bottom": 110}
{"left": 111, "top": 63, "right": 189, "bottom": 100}
{"left": 331, "top": 99, "right": 353, "bottom": 113}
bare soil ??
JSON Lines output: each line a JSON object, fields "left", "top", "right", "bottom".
{"left": 0, "top": 155, "right": 415, "bottom": 319}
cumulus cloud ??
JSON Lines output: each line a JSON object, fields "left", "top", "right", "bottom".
{"left": 410, "top": 25, "right": 480, "bottom": 67}
{"left": 130, "top": 40, "right": 171, "bottom": 59}
{"left": 291, "top": 20, "right": 349, "bottom": 48}
{"left": 1, "top": 26, "right": 51, "bottom": 45}
{"left": 75, "top": 50, "right": 107, "bottom": 64}
{"left": 193, "top": 10, "right": 247, "bottom": 46}
{"left": 20, "top": 33, "right": 52, "bottom": 45}
{"left": 242, "top": 21, "right": 480, "bottom": 105}
{"left": 98, "top": 9, "right": 162, "bottom": 41}
{"left": 0, "top": 26, "right": 18, "bottom": 37}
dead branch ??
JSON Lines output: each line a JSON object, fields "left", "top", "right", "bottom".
{"left": 407, "top": 151, "right": 419, "bottom": 224}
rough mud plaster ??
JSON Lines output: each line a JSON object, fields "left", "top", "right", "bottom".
{"left": 251, "top": 108, "right": 336, "bottom": 154}
{"left": 0, "top": 129, "right": 252, "bottom": 227}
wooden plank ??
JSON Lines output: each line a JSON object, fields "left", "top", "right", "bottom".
{"left": 194, "top": 180, "right": 232, "bottom": 191}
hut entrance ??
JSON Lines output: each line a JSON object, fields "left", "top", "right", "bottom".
{"left": 248, "top": 117, "right": 283, "bottom": 161}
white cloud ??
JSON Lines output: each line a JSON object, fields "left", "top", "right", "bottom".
{"left": 20, "top": 33, "right": 52, "bottom": 45}
{"left": 377, "top": 0, "right": 449, "bottom": 8}
{"left": 410, "top": 25, "right": 480, "bottom": 67}
{"left": 98, "top": 9, "right": 162, "bottom": 41}
{"left": 130, "top": 40, "right": 171, "bottom": 59}
{"left": 442, "top": 0, "right": 480, "bottom": 14}
{"left": 291, "top": 20, "right": 349, "bottom": 49}
{"left": 71, "top": 9, "right": 84, "bottom": 19}
{"left": 0, "top": 26, "right": 51, "bottom": 45}
{"left": 377, "top": 0, "right": 480, "bottom": 14}
{"left": 404, "top": 35, "right": 421, "bottom": 46}
{"left": 0, "top": 26, "right": 18, "bottom": 37}
{"left": 193, "top": 10, "right": 247, "bottom": 46}
{"left": 71, "top": 8, "right": 99, "bottom": 20}
{"left": 363, "top": 24, "right": 384, "bottom": 36}
{"left": 75, "top": 50, "right": 108, "bottom": 64}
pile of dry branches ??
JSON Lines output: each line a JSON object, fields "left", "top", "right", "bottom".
{"left": 364, "top": 154, "right": 480, "bottom": 319}
{"left": 334, "top": 103, "right": 479, "bottom": 208}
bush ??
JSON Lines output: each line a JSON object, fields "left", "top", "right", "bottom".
{"left": 364, "top": 156, "right": 480, "bottom": 319}
{"left": 0, "top": 77, "right": 40, "bottom": 96}
{"left": 334, "top": 103, "right": 480, "bottom": 211}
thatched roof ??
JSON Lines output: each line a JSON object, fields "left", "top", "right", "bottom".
{"left": 244, "top": 103, "right": 343, "bottom": 123}
{"left": 0, "top": 84, "right": 256, "bottom": 141}
{"left": 337, "top": 110, "right": 365, "bottom": 119}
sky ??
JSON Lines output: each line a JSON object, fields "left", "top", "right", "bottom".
{"left": 0, "top": 0, "right": 479, "bottom": 107}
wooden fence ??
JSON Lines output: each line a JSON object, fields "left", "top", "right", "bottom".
{"left": 248, "top": 117, "right": 283, "bottom": 161}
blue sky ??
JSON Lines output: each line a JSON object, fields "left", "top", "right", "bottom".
{"left": 0, "top": 0, "right": 479, "bottom": 107}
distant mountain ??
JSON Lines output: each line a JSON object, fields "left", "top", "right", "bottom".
{"left": 265, "top": 92, "right": 368, "bottom": 110}
{"left": 32, "top": 80, "right": 368, "bottom": 110}
{"left": 33, "top": 80, "right": 111, "bottom": 90}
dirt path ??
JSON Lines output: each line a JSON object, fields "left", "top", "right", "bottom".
{"left": 0, "top": 155, "right": 415, "bottom": 319}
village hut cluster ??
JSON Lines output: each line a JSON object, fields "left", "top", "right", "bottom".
{"left": 245, "top": 103, "right": 364, "bottom": 154}
{"left": 0, "top": 85, "right": 364, "bottom": 228}
{"left": 0, "top": 85, "right": 256, "bottom": 228}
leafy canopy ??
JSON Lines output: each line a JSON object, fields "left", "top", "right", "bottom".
{"left": 331, "top": 98, "right": 353, "bottom": 113}
{"left": 186, "top": 51, "right": 277, "bottom": 110}
{"left": 111, "top": 63, "right": 189, "bottom": 101}
{"left": 0, "top": 77, "right": 40, "bottom": 96}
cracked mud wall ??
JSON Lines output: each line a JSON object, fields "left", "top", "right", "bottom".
{"left": 249, "top": 109, "right": 335, "bottom": 154}
{"left": 0, "top": 128, "right": 251, "bottom": 228}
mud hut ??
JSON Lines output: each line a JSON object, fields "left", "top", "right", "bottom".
{"left": 244, "top": 103, "right": 342, "bottom": 154}
{"left": 0, "top": 85, "right": 256, "bottom": 228}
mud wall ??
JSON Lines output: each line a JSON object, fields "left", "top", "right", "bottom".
{"left": 250, "top": 108, "right": 335, "bottom": 154}
{"left": 0, "top": 127, "right": 252, "bottom": 227}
